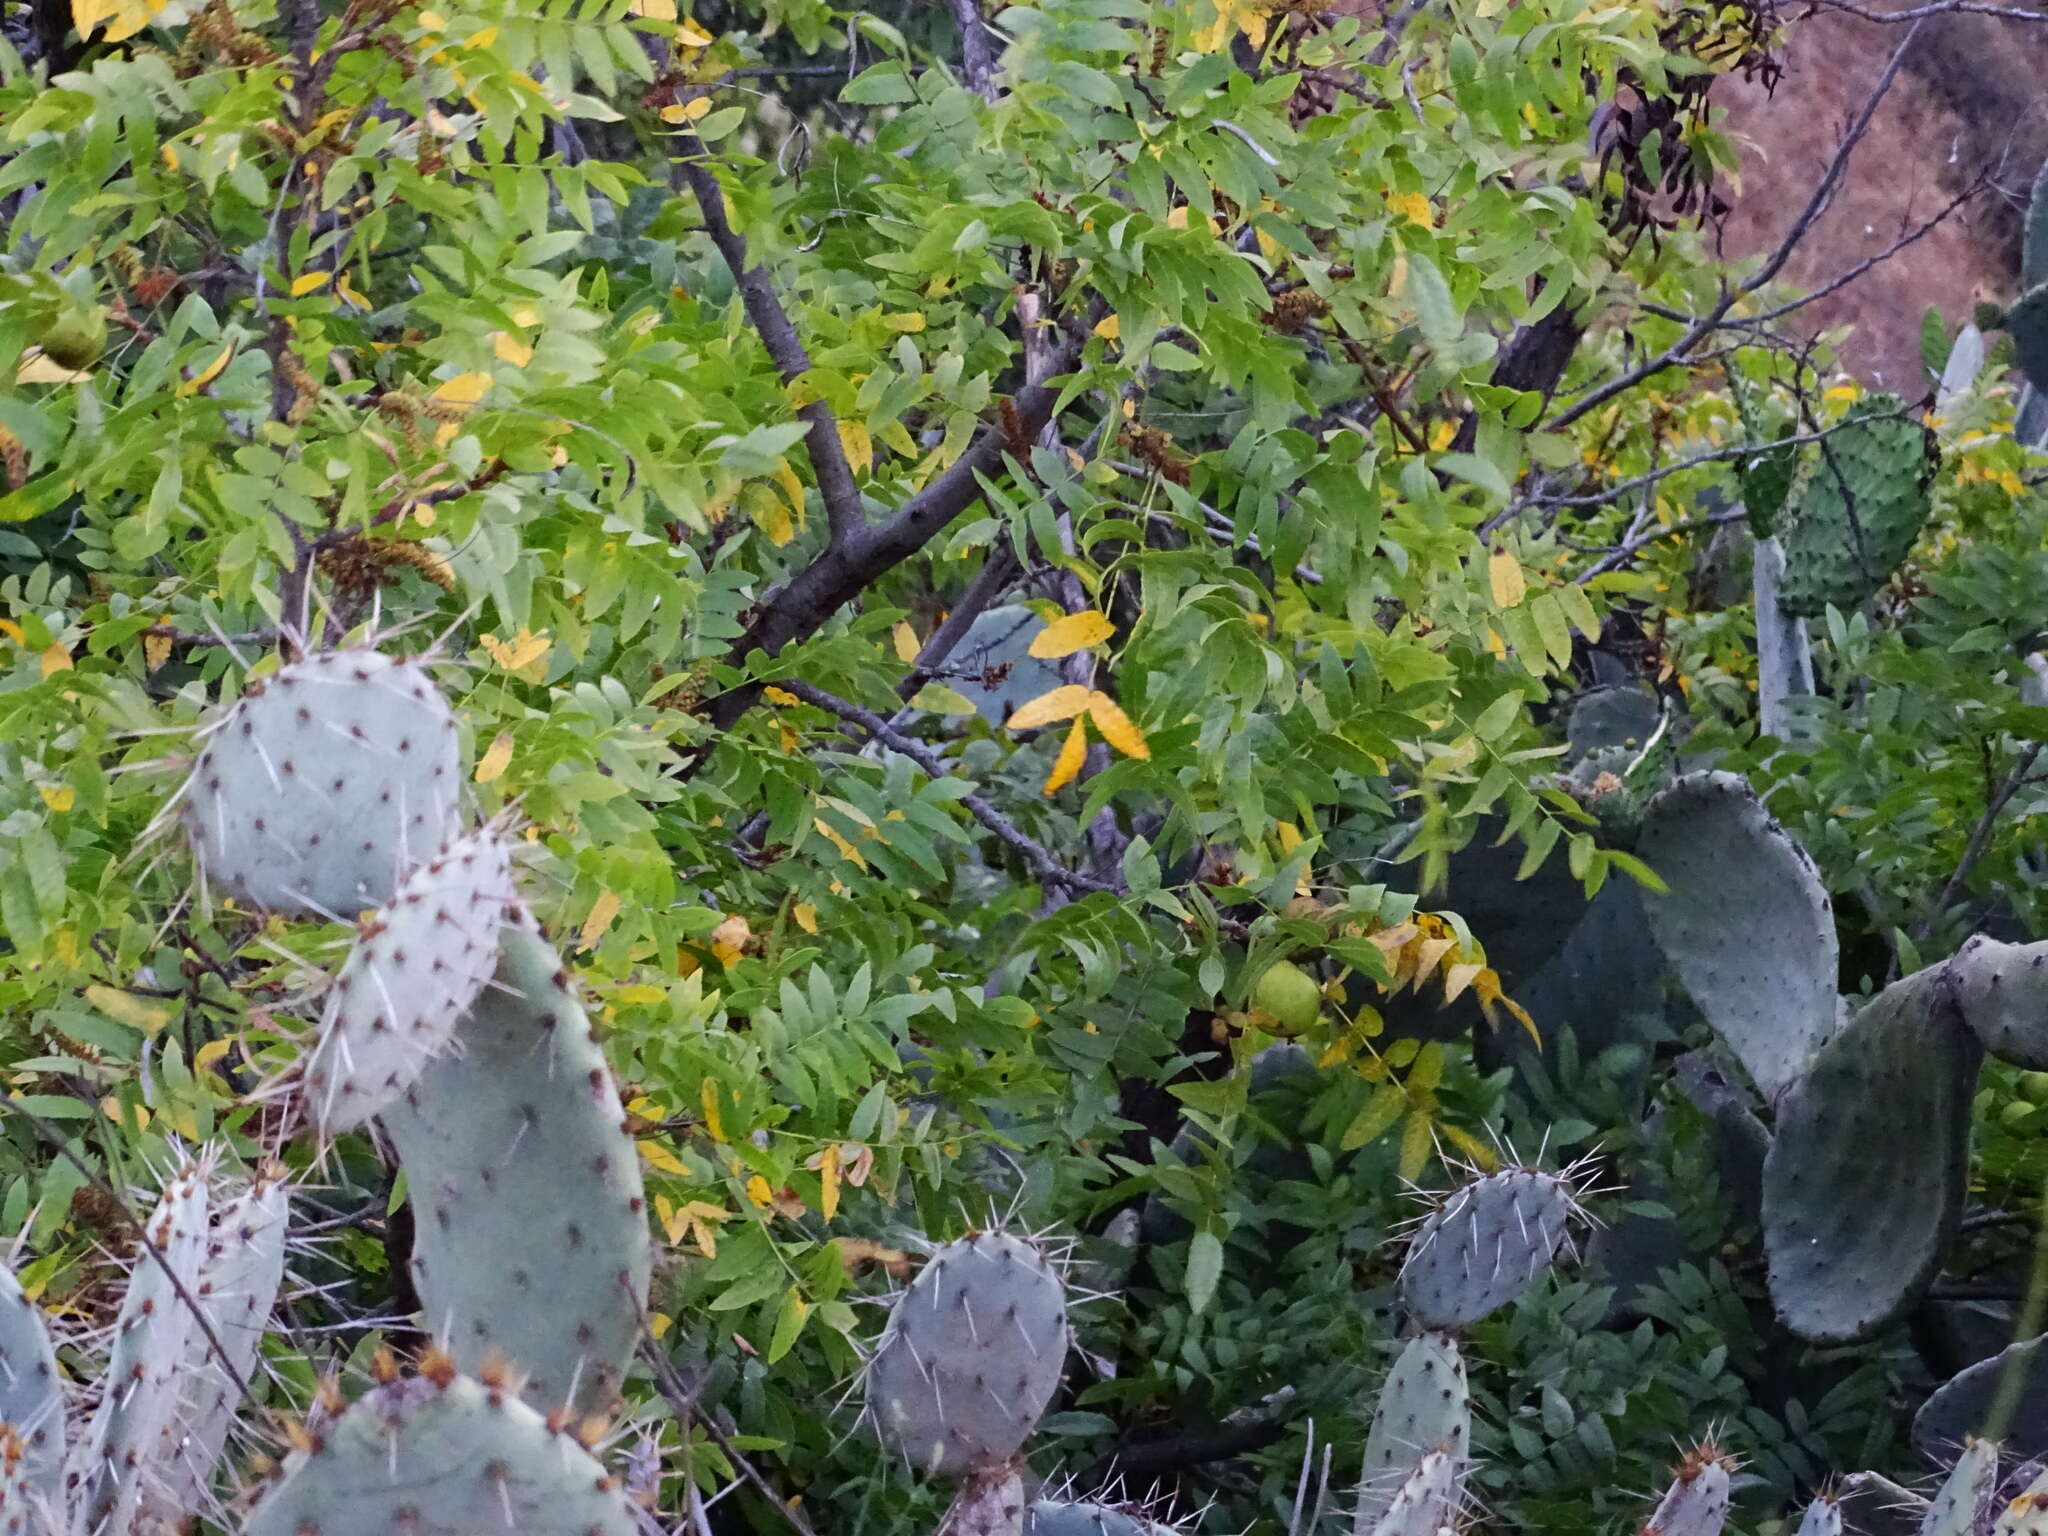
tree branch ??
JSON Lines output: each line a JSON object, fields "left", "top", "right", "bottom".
{"left": 671, "top": 135, "right": 866, "bottom": 547}
{"left": 777, "top": 680, "right": 1115, "bottom": 898}
{"left": 948, "top": 0, "right": 999, "bottom": 102}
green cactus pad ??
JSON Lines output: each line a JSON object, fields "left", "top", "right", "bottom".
{"left": 865, "top": 1231, "right": 1069, "bottom": 1476}
{"left": 1397, "top": 1168, "right": 1579, "bottom": 1329}
{"left": 1776, "top": 393, "right": 1934, "bottom": 618}
{"left": 1762, "top": 967, "right": 1981, "bottom": 1343}
{"left": 0, "top": 1265, "right": 62, "bottom": 1500}
{"left": 155, "top": 1169, "right": 289, "bottom": 1522}
{"left": 1638, "top": 771, "right": 1838, "bottom": 1101}
{"left": 1024, "top": 1502, "right": 1162, "bottom": 1536}
{"left": 2011, "top": 286, "right": 2048, "bottom": 400}
{"left": 1793, "top": 1493, "right": 1843, "bottom": 1536}
{"left": 1913, "top": 1334, "right": 2048, "bottom": 1462}
{"left": 1362, "top": 1450, "right": 1461, "bottom": 1536}
{"left": 1352, "top": 1332, "right": 1468, "bottom": 1534}
{"left": 242, "top": 1370, "right": 638, "bottom": 1536}
{"left": 1954, "top": 936, "right": 2048, "bottom": 1070}
{"left": 182, "top": 648, "right": 461, "bottom": 920}
{"left": 380, "top": 925, "right": 651, "bottom": 1413}
{"left": 76, "top": 1161, "right": 211, "bottom": 1533}
{"left": 304, "top": 828, "right": 518, "bottom": 1133}
{"left": 1923, "top": 1439, "right": 2000, "bottom": 1536}
{"left": 1641, "top": 1455, "right": 1732, "bottom": 1536}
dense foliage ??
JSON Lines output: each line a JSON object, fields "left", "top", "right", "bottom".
{"left": 3, "top": 0, "right": 2048, "bottom": 1530}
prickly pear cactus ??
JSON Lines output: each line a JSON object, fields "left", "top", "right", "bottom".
{"left": 1024, "top": 1501, "right": 1167, "bottom": 1536}
{"left": 0, "top": 1266, "right": 62, "bottom": 1502}
{"left": 1365, "top": 1449, "right": 1462, "bottom": 1536}
{"left": 1762, "top": 966, "right": 1981, "bottom": 1342}
{"left": 1776, "top": 393, "right": 1934, "bottom": 618}
{"left": 1953, "top": 935, "right": 2048, "bottom": 1070}
{"left": 1638, "top": 771, "right": 1839, "bottom": 1101}
{"left": 1922, "top": 1439, "right": 2000, "bottom": 1536}
{"left": 1914, "top": 1333, "right": 2048, "bottom": 1463}
{"left": 1352, "top": 1332, "right": 1469, "bottom": 1534}
{"left": 1793, "top": 1491, "right": 1843, "bottom": 1536}
{"left": 302, "top": 827, "right": 518, "bottom": 1132}
{"left": 75, "top": 1161, "right": 211, "bottom": 1533}
{"left": 1397, "top": 1166, "right": 1582, "bottom": 1329}
{"left": 1641, "top": 1444, "right": 1734, "bottom": 1536}
{"left": 1996, "top": 1465, "right": 2048, "bottom": 1534}
{"left": 942, "top": 1467, "right": 1028, "bottom": 1536}
{"left": 242, "top": 1363, "right": 638, "bottom": 1536}
{"left": 379, "top": 923, "right": 650, "bottom": 1414}
{"left": 154, "top": 1168, "right": 290, "bottom": 1522}
{"left": 180, "top": 647, "right": 461, "bottom": 919}
{"left": 864, "top": 1230, "right": 1069, "bottom": 1477}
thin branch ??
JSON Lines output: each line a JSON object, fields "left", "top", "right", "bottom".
{"left": 893, "top": 542, "right": 1026, "bottom": 704}
{"left": 143, "top": 625, "right": 277, "bottom": 649}
{"left": 1811, "top": 0, "right": 2048, "bottom": 18}
{"left": 1543, "top": 21, "right": 1925, "bottom": 435}
{"left": 1912, "top": 742, "right": 2045, "bottom": 941}
{"left": 1573, "top": 507, "right": 1750, "bottom": 582}
{"left": 777, "top": 680, "right": 1117, "bottom": 897}
{"left": 670, "top": 135, "right": 865, "bottom": 547}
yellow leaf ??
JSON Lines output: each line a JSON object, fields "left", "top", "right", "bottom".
{"left": 37, "top": 784, "right": 73, "bottom": 814}
{"left": 1093, "top": 313, "right": 1121, "bottom": 341}
{"left": 289, "top": 271, "right": 332, "bottom": 297}
{"left": 431, "top": 370, "right": 493, "bottom": 408}
{"left": 159, "top": 143, "right": 180, "bottom": 173}
{"left": 579, "top": 890, "right": 622, "bottom": 951}
{"left": 1488, "top": 546, "right": 1526, "bottom": 608}
{"left": 677, "top": 1201, "right": 731, "bottom": 1257}
{"left": 838, "top": 419, "right": 873, "bottom": 477}
{"left": 640, "top": 1140, "right": 687, "bottom": 1175}
{"left": 883, "top": 312, "right": 926, "bottom": 333}
{"left": 1029, "top": 610, "right": 1115, "bottom": 658}
{"left": 892, "top": 621, "right": 920, "bottom": 663}
{"left": 1823, "top": 382, "right": 1862, "bottom": 405}
{"left": 194, "top": 1037, "right": 234, "bottom": 1072}
{"left": 1437, "top": 1120, "right": 1500, "bottom": 1171}
{"left": 1386, "top": 190, "right": 1434, "bottom": 229}
{"left": 39, "top": 643, "right": 71, "bottom": 679}
{"left": 100, "top": 1096, "right": 149, "bottom": 1132}
{"left": 763, "top": 686, "right": 799, "bottom": 706}
{"left": 1441, "top": 961, "right": 1483, "bottom": 1005}
{"left": 1006, "top": 684, "right": 1091, "bottom": 731}
{"left": 1085, "top": 691, "right": 1150, "bottom": 760}
{"left": 745, "top": 1175, "right": 774, "bottom": 1209}
{"left": 710, "top": 914, "right": 750, "bottom": 966}
{"left": 0, "top": 619, "right": 22, "bottom": 645}
{"left": 175, "top": 345, "right": 233, "bottom": 397}
{"left": 792, "top": 902, "right": 819, "bottom": 935}
{"left": 648, "top": 1312, "right": 673, "bottom": 1340}
{"left": 479, "top": 627, "right": 550, "bottom": 678}
{"left": 812, "top": 818, "right": 868, "bottom": 870}
{"left": 673, "top": 15, "right": 712, "bottom": 42}
{"left": 418, "top": 8, "right": 446, "bottom": 27}
{"left": 659, "top": 97, "right": 713, "bottom": 123}
{"left": 335, "top": 273, "right": 371, "bottom": 311}
{"left": 474, "top": 731, "right": 514, "bottom": 784}
{"left": 817, "top": 1141, "right": 841, "bottom": 1221}
{"left": 490, "top": 330, "right": 533, "bottom": 367}
{"left": 15, "top": 353, "right": 91, "bottom": 385}
{"left": 462, "top": 24, "right": 498, "bottom": 46}
{"left": 1406, "top": 935, "right": 1457, "bottom": 994}
{"left": 85, "top": 985, "right": 173, "bottom": 1034}
{"left": 1398, "top": 1110, "right": 1434, "bottom": 1182}
{"left": 1043, "top": 717, "right": 1088, "bottom": 796}
{"left": 699, "top": 1077, "right": 726, "bottom": 1143}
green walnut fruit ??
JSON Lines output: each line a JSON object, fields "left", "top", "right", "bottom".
{"left": 38, "top": 305, "right": 107, "bottom": 370}
{"left": 2021, "top": 1072, "right": 2048, "bottom": 1105}
{"left": 2002, "top": 1100, "right": 2038, "bottom": 1131}
{"left": 1252, "top": 960, "right": 1322, "bottom": 1035}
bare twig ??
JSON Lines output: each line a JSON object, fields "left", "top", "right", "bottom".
{"left": 1811, "top": 0, "right": 2048, "bottom": 19}
{"left": 1573, "top": 507, "right": 1750, "bottom": 582}
{"left": 777, "top": 680, "right": 1117, "bottom": 897}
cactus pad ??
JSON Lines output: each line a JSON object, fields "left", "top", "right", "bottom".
{"left": 1566, "top": 686, "right": 1660, "bottom": 758}
{"left": 1996, "top": 1466, "right": 2048, "bottom": 1534}
{"left": 0, "top": 1266, "right": 62, "bottom": 1501}
{"left": 1397, "top": 1167, "right": 1581, "bottom": 1329}
{"left": 1025, "top": 1502, "right": 1165, "bottom": 1536}
{"left": 1642, "top": 1449, "right": 1733, "bottom": 1536}
{"left": 1953, "top": 936, "right": 2048, "bottom": 1070}
{"left": 182, "top": 648, "right": 460, "bottom": 919}
{"left": 2012, "top": 286, "right": 2048, "bottom": 399}
{"left": 1914, "top": 1334, "right": 2048, "bottom": 1463}
{"left": 1776, "top": 393, "right": 1934, "bottom": 618}
{"left": 76, "top": 1161, "right": 210, "bottom": 1533}
{"left": 242, "top": 1368, "right": 638, "bottom": 1536}
{"left": 1793, "top": 1492, "right": 1843, "bottom": 1536}
{"left": 1364, "top": 1450, "right": 1461, "bottom": 1536}
{"left": 1352, "top": 1332, "right": 1468, "bottom": 1534}
{"left": 303, "top": 828, "right": 518, "bottom": 1132}
{"left": 865, "top": 1231, "right": 1069, "bottom": 1476}
{"left": 380, "top": 925, "right": 650, "bottom": 1414}
{"left": 1763, "top": 967, "right": 1981, "bottom": 1342}
{"left": 1638, "top": 771, "right": 1838, "bottom": 1101}
{"left": 1922, "top": 1439, "right": 2000, "bottom": 1536}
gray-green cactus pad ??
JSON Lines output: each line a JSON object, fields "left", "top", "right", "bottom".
{"left": 1922, "top": 1439, "right": 1999, "bottom": 1536}
{"left": 182, "top": 648, "right": 460, "bottom": 919}
{"left": 1914, "top": 1333, "right": 2048, "bottom": 1462}
{"left": 1642, "top": 1458, "right": 1732, "bottom": 1536}
{"left": 1365, "top": 1450, "right": 1461, "bottom": 1536}
{"left": 1638, "top": 771, "right": 1838, "bottom": 1101}
{"left": 1397, "top": 1168, "right": 1577, "bottom": 1329}
{"left": 380, "top": 925, "right": 651, "bottom": 1413}
{"left": 1566, "top": 686, "right": 1661, "bottom": 758}
{"left": 1776, "top": 394, "right": 1933, "bottom": 619}
{"left": 1025, "top": 1502, "right": 1164, "bottom": 1536}
{"left": 1794, "top": 1493, "right": 1844, "bottom": 1536}
{"left": 242, "top": 1371, "right": 638, "bottom": 1536}
{"left": 865, "top": 1231, "right": 1069, "bottom": 1476}
{"left": 0, "top": 1264, "right": 62, "bottom": 1499}
{"left": 1352, "top": 1332, "right": 1468, "bottom": 1534}
{"left": 76, "top": 1161, "right": 210, "bottom": 1533}
{"left": 1762, "top": 968, "right": 1981, "bottom": 1343}
{"left": 304, "top": 828, "right": 518, "bottom": 1133}
{"left": 2011, "top": 285, "right": 2048, "bottom": 398}
{"left": 1953, "top": 936, "right": 2048, "bottom": 1070}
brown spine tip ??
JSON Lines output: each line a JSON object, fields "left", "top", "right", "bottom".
{"left": 418, "top": 1346, "right": 457, "bottom": 1387}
